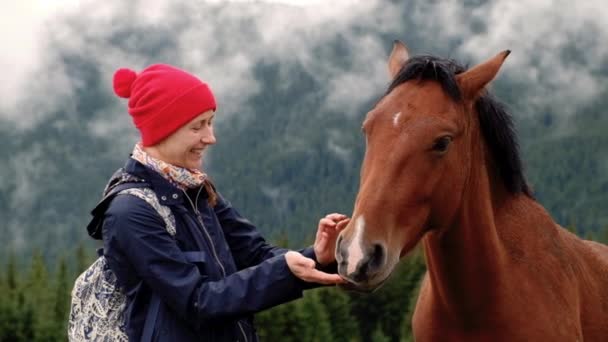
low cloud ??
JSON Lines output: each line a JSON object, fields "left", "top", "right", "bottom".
{"left": 4, "top": 0, "right": 606, "bottom": 130}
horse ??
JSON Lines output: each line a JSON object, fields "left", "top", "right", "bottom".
{"left": 335, "top": 40, "right": 608, "bottom": 341}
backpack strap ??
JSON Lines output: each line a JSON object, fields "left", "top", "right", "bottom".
{"left": 117, "top": 188, "right": 176, "bottom": 237}
{"left": 141, "top": 294, "right": 162, "bottom": 342}
{"left": 113, "top": 187, "right": 176, "bottom": 342}
{"left": 87, "top": 168, "right": 149, "bottom": 240}
{"left": 87, "top": 182, "right": 148, "bottom": 240}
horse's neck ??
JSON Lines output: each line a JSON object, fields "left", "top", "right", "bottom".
{"left": 422, "top": 142, "right": 542, "bottom": 320}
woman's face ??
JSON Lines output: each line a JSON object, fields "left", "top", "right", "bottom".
{"left": 151, "top": 110, "right": 216, "bottom": 170}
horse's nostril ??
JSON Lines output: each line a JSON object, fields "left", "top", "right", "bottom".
{"left": 336, "top": 235, "right": 348, "bottom": 265}
{"left": 350, "top": 243, "right": 386, "bottom": 282}
{"left": 368, "top": 243, "right": 385, "bottom": 271}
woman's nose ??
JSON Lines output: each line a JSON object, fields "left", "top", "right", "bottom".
{"left": 201, "top": 128, "right": 216, "bottom": 144}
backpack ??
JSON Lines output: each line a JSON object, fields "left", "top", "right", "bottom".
{"left": 68, "top": 169, "right": 176, "bottom": 342}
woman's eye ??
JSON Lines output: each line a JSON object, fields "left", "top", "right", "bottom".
{"left": 432, "top": 136, "right": 452, "bottom": 153}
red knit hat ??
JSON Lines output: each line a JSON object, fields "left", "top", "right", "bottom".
{"left": 112, "top": 64, "right": 217, "bottom": 146}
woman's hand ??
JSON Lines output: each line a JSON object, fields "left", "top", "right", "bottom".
{"left": 314, "top": 213, "right": 350, "bottom": 265}
{"left": 284, "top": 251, "right": 345, "bottom": 285}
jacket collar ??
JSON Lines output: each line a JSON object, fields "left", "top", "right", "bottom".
{"left": 124, "top": 157, "right": 208, "bottom": 206}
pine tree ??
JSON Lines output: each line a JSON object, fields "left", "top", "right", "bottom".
{"left": 0, "top": 264, "right": 8, "bottom": 342}
{"left": 317, "top": 287, "right": 358, "bottom": 342}
{"left": 6, "top": 252, "right": 17, "bottom": 292}
{"left": 256, "top": 300, "right": 299, "bottom": 342}
{"left": 599, "top": 225, "right": 608, "bottom": 244}
{"left": 0, "top": 252, "right": 78, "bottom": 341}
{"left": 5, "top": 283, "right": 36, "bottom": 342}
{"left": 399, "top": 251, "right": 426, "bottom": 342}
{"left": 75, "top": 243, "right": 91, "bottom": 275}
{"left": 0, "top": 252, "right": 20, "bottom": 342}
{"left": 401, "top": 277, "right": 424, "bottom": 342}
{"left": 371, "top": 324, "right": 391, "bottom": 342}
{"left": 25, "top": 250, "right": 55, "bottom": 342}
{"left": 565, "top": 223, "right": 579, "bottom": 236}
{"left": 52, "top": 256, "right": 71, "bottom": 341}
{"left": 294, "top": 291, "right": 333, "bottom": 342}
{"left": 583, "top": 229, "right": 596, "bottom": 241}
{"left": 348, "top": 250, "right": 426, "bottom": 342}
{"left": 257, "top": 291, "right": 334, "bottom": 342}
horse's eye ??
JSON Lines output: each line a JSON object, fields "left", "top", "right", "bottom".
{"left": 432, "top": 136, "right": 452, "bottom": 154}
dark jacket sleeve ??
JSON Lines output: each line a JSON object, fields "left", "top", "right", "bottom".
{"left": 214, "top": 192, "right": 315, "bottom": 269}
{"left": 104, "top": 195, "right": 306, "bottom": 326}
{"left": 212, "top": 193, "right": 337, "bottom": 291}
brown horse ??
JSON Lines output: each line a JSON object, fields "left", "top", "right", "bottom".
{"left": 335, "top": 41, "right": 608, "bottom": 341}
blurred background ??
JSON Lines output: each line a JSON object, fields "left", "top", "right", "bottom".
{"left": 1, "top": 0, "right": 606, "bottom": 340}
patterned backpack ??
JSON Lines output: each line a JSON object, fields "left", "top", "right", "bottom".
{"left": 68, "top": 170, "right": 176, "bottom": 342}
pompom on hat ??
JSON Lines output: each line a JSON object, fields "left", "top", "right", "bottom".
{"left": 113, "top": 64, "right": 217, "bottom": 146}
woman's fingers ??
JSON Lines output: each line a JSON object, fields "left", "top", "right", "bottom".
{"left": 303, "top": 269, "right": 345, "bottom": 284}
{"left": 319, "top": 218, "right": 337, "bottom": 228}
{"left": 325, "top": 213, "right": 348, "bottom": 222}
{"left": 285, "top": 251, "right": 345, "bottom": 285}
{"left": 320, "top": 217, "right": 350, "bottom": 234}
{"left": 336, "top": 218, "right": 350, "bottom": 231}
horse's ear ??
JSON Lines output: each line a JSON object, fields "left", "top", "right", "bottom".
{"left": 456, "top": 50, "right": 510, "bottom": 100}
{"left": 388, "top": 40, "right": 410, "bottom": 79}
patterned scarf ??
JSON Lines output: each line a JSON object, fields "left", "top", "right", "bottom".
{"left": 131, "top": 143, "right": 207, "bottom": 190}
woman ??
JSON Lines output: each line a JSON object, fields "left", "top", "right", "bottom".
{"left": 102, "top": 64, "right": 348, "bottom": 341}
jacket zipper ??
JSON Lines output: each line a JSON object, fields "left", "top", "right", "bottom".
{"left": 182, "top": 187, "right": 227, "bottom": 277}
{"left": 237, "top": 322, "right": 248, "bottom": 342}
{"left": 181, "top": 188, "right": 248, "bottom": 342}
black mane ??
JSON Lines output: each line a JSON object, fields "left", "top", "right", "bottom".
{"left": 387, "top": 55, "right": 532, "bottom": 197}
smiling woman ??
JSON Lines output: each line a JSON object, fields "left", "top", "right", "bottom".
{"left": 68, "top": 63, "right": 349, "bottom": 342}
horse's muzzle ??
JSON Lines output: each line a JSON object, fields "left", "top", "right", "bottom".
{"left": 336, "top": 237, "right": 386, "bottom": 286}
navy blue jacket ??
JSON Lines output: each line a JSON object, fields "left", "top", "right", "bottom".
{"left": 99, "top": 158, "right": 321, "bottom": 341}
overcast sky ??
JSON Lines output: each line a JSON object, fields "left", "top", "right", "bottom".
{"left": 1, "top": 0, "right": 607, "bottom": 128}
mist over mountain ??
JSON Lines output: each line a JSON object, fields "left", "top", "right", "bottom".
{"left": 1, "top": 0, "right": 606, "bottom": 262}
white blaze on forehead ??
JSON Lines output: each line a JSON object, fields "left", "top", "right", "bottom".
{"left": 392, "top": 112, "right": 401, "bottom": 127}
{"left": 346, "top": 215, "right": 366, "bottom": 275}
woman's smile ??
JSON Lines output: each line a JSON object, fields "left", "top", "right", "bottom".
{"left": 190, "top": 147, "right": 205, "bottom": 157}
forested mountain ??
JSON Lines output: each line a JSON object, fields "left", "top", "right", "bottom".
{"left": 0, "top": 0, "right": 606, "bottom": 340}
{"left": 0, "top": 0, "right": 605, "bottom": 263}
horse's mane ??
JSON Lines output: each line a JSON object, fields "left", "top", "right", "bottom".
{"left": 387, "top": 55, "right": 532, "bottom": 197}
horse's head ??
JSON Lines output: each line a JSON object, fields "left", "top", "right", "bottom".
{"left": 336, "top": 41, "right": 513, "bottom": 291}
